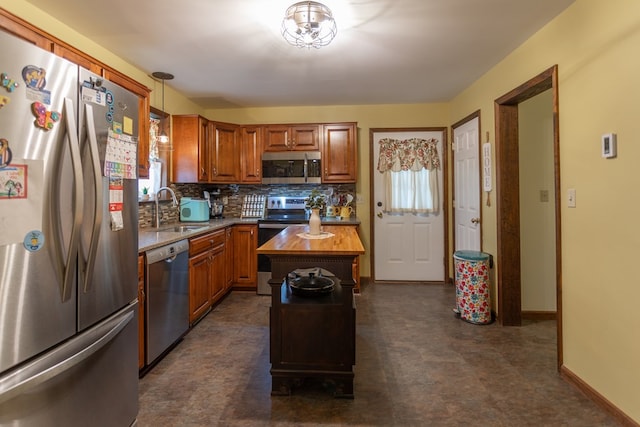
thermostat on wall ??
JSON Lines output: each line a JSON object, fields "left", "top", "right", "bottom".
{"left": 602, "top": 133, "right": 617, "bottom": 158}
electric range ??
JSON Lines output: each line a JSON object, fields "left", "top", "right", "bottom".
{"left": 257, "top": 196, "right": 310, "bottom": 294}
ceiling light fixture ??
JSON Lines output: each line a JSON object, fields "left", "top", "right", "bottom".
{"left": 281, "top": 1, "right": 337, "bottom": 49}
{"left": 151, "top": 71, "right": 174, "bottom": 145}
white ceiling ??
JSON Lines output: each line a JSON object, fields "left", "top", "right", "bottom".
{"left": 24, "top": 0, "right": 574, "bottom": 109}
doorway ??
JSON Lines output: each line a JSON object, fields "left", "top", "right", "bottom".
{"left": 452, "top": 112, "right": 481, "bottom": 253}
{"left": 370, "top": 128, "right": 448, "bottom": 282}
{"left": 494, "top": 65, "right": 562, "bottom": 367}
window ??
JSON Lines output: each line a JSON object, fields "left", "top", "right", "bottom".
{"left": 377, "top": 137, "right": 440, "bottom": 214}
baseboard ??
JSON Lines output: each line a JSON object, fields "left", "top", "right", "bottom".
{"left": 560, "top": 365, "right": 639, "bottom": 426}
{"left": 521, "top": 311, "right": 557, "bottom": 321}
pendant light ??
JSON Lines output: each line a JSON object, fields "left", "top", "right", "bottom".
{"left": 152, "top": 71, "right": 174, "bottom": 145}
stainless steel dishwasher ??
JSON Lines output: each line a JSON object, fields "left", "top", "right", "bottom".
{"left": 145, "top": 239, "right": 190, "bottom": 366}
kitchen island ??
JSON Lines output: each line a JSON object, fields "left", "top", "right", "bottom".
{"left": 256, "top": 224, "right": 364, "bottom": 286}
{"left": 257, "top": 225, "right": 365, "bottom": 398}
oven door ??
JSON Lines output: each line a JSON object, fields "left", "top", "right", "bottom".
{"left": 257, "top": 222, "right": 305, "bottom": 295}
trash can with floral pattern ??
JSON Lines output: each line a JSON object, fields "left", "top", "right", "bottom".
{"left": 453, "top": 250, "right": 493, "bottom": 324}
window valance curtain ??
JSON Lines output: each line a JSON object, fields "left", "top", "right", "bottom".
{"left": 377, "top": 138, "right": 441, "bottom": 172}
{"left": 377, "top": 137, "right": 441, "bottom": 215}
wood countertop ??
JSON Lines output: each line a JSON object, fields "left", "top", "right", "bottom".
{"left": 256, "top": 225, "right": 365, "bottom": 256}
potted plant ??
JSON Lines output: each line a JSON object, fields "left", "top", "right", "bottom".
{"left": 304, "top": 189, "right": 326, "bottom": 235}
{"left": 304, "top": 188, "right": 326, "bottom": 211}
{"left": 141, "top": 186, "right": 150, "bottom": 201}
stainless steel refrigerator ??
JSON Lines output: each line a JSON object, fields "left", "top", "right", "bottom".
{"left": 0, "top": 30, "right": 139, "bottom": 426}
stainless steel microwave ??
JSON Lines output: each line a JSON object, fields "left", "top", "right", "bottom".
{"left": 261, "top": 151, "right": 321, "bottom": 184}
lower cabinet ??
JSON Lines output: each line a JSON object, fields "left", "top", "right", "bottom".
{"left": 188, "top": 228, "right": 228, "bottom": 324}
{"left": 189, "top": 250, "right": 211, "bottom": 323}
{"left": 232, "top": 224, "right": 257, "bottom": 290}
{"left": 225, "top": 227, "right": 234, "bottom": 291}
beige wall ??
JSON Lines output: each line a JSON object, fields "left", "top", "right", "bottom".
{"left": 5, "top": 0, "right": 640, "bottom": 421}
{"left": 519, "top": 90, "right": 556, "bottom": 312}
{"left": 449, "top": 0, "right": 640, "bottom": 420}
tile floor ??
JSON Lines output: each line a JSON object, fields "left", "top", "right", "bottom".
{"left": 137, "top": 283, "right": 620, "bottom": 426}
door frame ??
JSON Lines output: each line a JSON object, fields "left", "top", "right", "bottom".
{"left": 494, "top": 65, "right": 562, "bottom": 367}
{"left": 369, "top": 127, "right": 449, "bottom": 283}
{"left": 451, "top": 110, "right": 482, "bottom": 267}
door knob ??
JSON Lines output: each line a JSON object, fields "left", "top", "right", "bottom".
{"left": 377, "top": 212, "right": 383, "bottom": 218}
{"left": 471, "top": 217, "right": 480, "bottom": 224}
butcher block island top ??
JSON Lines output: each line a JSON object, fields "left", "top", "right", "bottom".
{"left": 256, "top": 225, "right": 365, "bottom": 256}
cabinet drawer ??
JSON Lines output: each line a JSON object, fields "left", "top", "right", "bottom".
{"left": 189, "top": 229, "right": 226, "bottom": 255}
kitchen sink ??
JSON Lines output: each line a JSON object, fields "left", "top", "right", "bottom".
{"left": 155, "top": 224, "right": 209, "bottom": 233}
{"left": 168, "top": 225, "right": 205, "bottom": 232}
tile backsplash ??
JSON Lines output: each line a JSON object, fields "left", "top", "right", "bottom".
{"left": 138, "top": 183, "right": 356, "bottom": 229}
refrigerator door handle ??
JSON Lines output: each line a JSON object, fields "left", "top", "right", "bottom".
{"left": 60, "top": 97, "right": 83, "bottom": 302}
{"left": 0, "top": 303, "right": 135, "bottom": 405}
{"left": 81, "top": 104, "right": 103, "bottom": 292}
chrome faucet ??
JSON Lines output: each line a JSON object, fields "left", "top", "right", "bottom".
{"left": 155, "top": 186, "right": 178, "bottom": 228}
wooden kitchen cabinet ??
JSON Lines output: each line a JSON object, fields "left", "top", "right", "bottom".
{"left": 172, "top": 117, "right": 240, "bottom": 183}
{"left": 189, "top": 250, "right": 211, "bottom": 324}
{"left": 188, "top": 229, "right": 228, "bottom": 324}
{"left": 209, "top": 243, "right": 226, "bottom": 303}
{"left": 210, "top": 121, "right": 240, "bottom": 183}
{"left": 172, "top": 115, "right": 210, "bottom": 183}
{"left": 53, "top": 44, "right": 103, "bottom": 75}
{"left": 240, "top": 126, "right": 263, "bottom": 183}
{"left": 232, "top": 224, "right": 257, "bottom": 290}
{"left": 0, "top": 11, "right": 53, "bottom": 50}
{"left": 137, "top": 254, "right": 145, "bottom": 370}
{"left": 322, "top": 123, "right": 357, "bottom": 183}
{"left": 263, "top": 124, "right": 319, "bottom": 152}
{"left": 225, "top": 227, "right": 234, "bottom": 291}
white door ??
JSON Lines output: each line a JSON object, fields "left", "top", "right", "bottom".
{"left": 453, "top": 117, "right": 481, "bottom": 251}
{"left": 372, "top": 129, "right": 445, "bottom": 281}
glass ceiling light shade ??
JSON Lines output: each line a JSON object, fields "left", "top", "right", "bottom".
{"left": 281, "top": 1, "right": 337, "bottom": 49}
{"left": 151, "top": 71, "right": 174, "bottom": 145}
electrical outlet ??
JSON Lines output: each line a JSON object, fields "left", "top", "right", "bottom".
{"left": 222, "top": 196, "right": 228, "bottom": 205}
{"left": 567, "top": 188, "right": 576, "bottom": 208}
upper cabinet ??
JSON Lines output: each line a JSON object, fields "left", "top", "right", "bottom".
{"left": 264, "top": 124, "right": 319, "bottom": 152}
{"left": 322, "top": 123, "right": 358, "bottom": 183}
{"left": 173, "top": 118, "right": 358, "bottom": 184}
{"left": 172, "top": 115, "right": 209, "bottom": 183}
{"left": 0, "top": 10, "right": 53, "bottom": 50}
{"left": 209, "top": 121, "right": 240, "bottom": 183}
{"left": 240, "top": 126, "right": 263, "bottom": 183}
{"left": 173, "top": 117, "right": 245, "bottom": 184}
